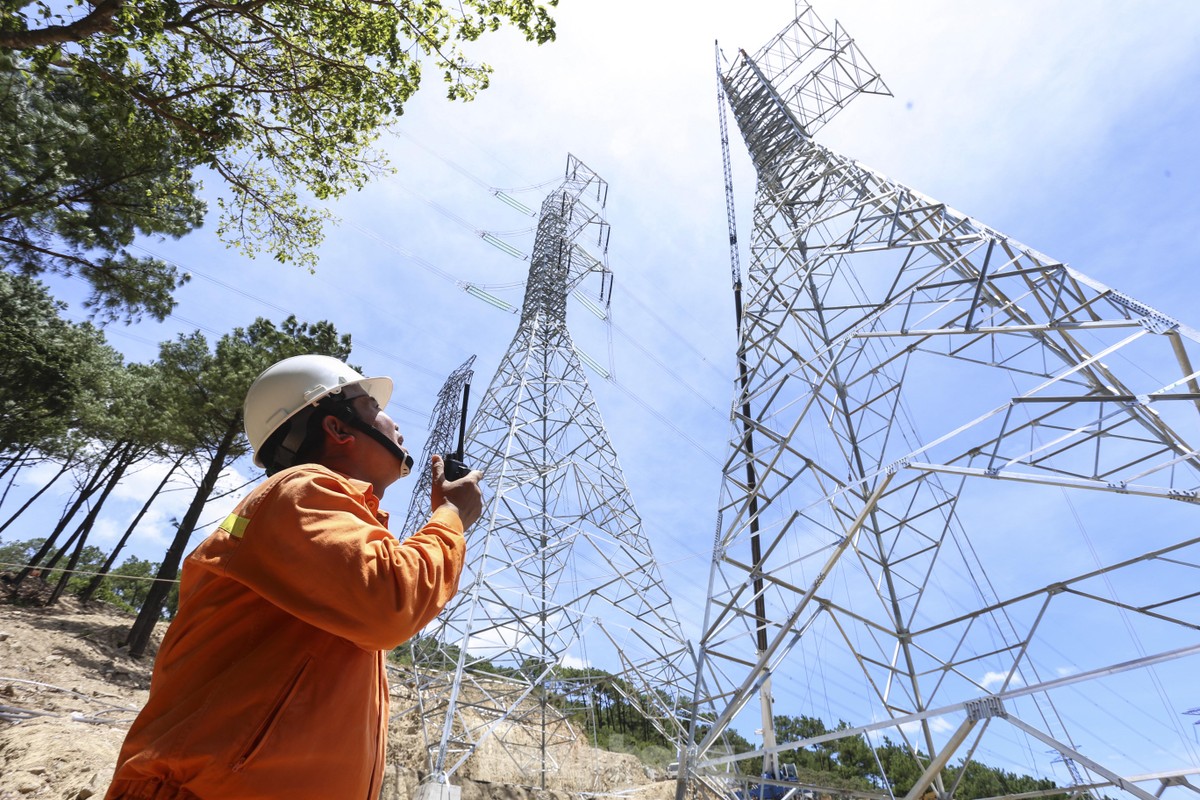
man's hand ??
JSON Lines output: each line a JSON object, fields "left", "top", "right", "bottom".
{"left": 431, "top": 454, "right": 483, "bottom": 530}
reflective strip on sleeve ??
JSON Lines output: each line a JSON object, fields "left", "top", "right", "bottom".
{"left": 219, "top": 513, "right": 251, "bottom": 539}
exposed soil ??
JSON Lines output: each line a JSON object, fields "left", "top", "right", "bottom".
{"left": 0, "top": 585, "right": 675, "bottom": 800}
{"left": 0, "top": 592, "right": 156, "bottom": 800}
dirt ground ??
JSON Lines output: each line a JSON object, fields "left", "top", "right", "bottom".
{"left": 0, "top": 595, "right": 155, "bottom": 799}
{"left": 0, "top": 592, "right": 675, "bottom": 800}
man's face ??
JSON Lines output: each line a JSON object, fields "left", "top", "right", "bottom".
{"left": 350, "top": 394, "right": 410, "bottom": 489}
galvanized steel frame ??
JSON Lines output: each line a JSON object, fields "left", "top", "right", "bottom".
{"left": 403, "top": 155, "right": 695, "bottom": 790}
{"left": 682, "top": 5, "right": 1200, "bottom": 799}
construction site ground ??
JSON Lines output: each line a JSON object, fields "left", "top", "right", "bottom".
{"left": 0, "top": 596, "right": 676, "bottom": 800}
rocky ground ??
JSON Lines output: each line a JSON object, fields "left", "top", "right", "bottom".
{"left": 0, "top": 588, "right": 674, "bottom": 800}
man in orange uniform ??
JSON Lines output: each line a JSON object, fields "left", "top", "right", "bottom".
{"left": 105, "top": 355, "right": 483, "bottom": 800}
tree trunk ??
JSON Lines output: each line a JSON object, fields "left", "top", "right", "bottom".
{"left": 126, "top": 424, "right": 239, "bottom": 657}
{"left": 11, "top": 446, "right": 119, "bottom": 587}
{"left": 46, "top": 525, "right": 93, "bottom": 606}
{"left": 81, "top": 452, "right": 185, "bottom": 605}
{"left": 41, "top": 519, "right": 86, "bottom": 572}
{"left": 0, "top": 457, "right": 72, "bottom": 538}
{"left": 0, "top": 445, "right": 33, "bottom": 501}
{"left": 44, "top": 444, "right": 134, "bottom": 571}
{"left": 47, "top": 446, "right": 135, "bottom": 605}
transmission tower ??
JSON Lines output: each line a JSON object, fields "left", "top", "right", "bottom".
{"left": 1048, "top": 748, "right": 1090, "bottom": 800}
{"left": 400, "top": 355, "right": 477, "bottom": 536}
{"left": 680, "top": 5, "right": 1200, "bottom": 800}
{"left": 407, "top": 155, "right": 695, "bottom": 798}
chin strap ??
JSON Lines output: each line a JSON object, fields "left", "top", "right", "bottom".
{"left": 343, "top": 414, "right": 414, "bottom": 478}
{"left": 264, "top": 391, "right": 414, "bottom": 478}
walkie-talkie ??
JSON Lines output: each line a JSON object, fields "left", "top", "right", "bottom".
{"left": 442, "top": 381, "right": 471, "bottom": 481}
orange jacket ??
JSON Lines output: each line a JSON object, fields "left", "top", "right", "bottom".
{"left": 105, "top": 463, "right": 466, "bottom": 800}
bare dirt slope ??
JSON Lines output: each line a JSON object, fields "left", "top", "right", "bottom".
{"left": 0, "top": 595, "right": 674, "bottom": 800}
{"left": 0, "top": 596, "right": 154, "bottom": 799}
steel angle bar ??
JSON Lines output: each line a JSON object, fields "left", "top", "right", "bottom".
{"left": 1056, "top": 585, "right": 1199, "bottom": 631}
{"left": 719, "top": 551, "right": 818, "bottom": 601}
{"left": 847, "top": 346, "right": 1158, "bottom": 483}
{"left": 988, "top": 399, "right": 1156, "bottom": 473}
{"left": 1165, "top": 329, "right": 1200, "bottom": 416}
{"left": 1012, "top": 393, "right": 1200, "bottom": 404}
{"left": 1039, "top": 281, "right": 1128, "bottom": 325}
{"left": 1008, "top": 318, "right": 1148, "bottom": 396}
{"left": 703, "top": 641, "right": 1200, "bottom": 775}
{"left": 917, "top": 637, "right": 1031, "bottom": 687}
{"left": 909, "top": 462, "right": 1200, "bottom": 502}
{"left": 921, "top": 592, "right": 1046, "bottom": 686}
{"left": 706, "top": 4, "right": 1200, "bottom": 796}
{"left": 856, "top": 318, "right": 1145, "bottom": 338}
{"left": 698, "top": 572, "right": 778, "bottom": 655}
{"left": 823, "top": 637, "right": 911, "bottom": 686}
{"left": 1142, "top": 587, "right": 1200, "bottom": 613}
{"left": 907, "top": 533, "right": 1200, "bottom": 640}
{"left": 964, "top": 399, "right": 1145, "bottom": 472}
{"left": 969, "top": 769, "right": 1200, "bottom": 800}
{"left": 1064, "top": 267, "right": 1183, "bottom": 325}
{"left": 964, "top": 238, "right": 995, "bottom": 331}
{"left": 817, "top": 595, "right": 932, "bottom": 641}
{"left": 901, "top": 712, "right": 983, "bottom": 800}
{"left": 1002, "top": 713, "right": 1161, "bottom": 800}
{"left": 933, "top": 336, "right": 1052, "bottom": 376}
{"left": 718, "top": 414, "right": 846, "bottom": 539}
{"left": 440, "top": 663, "right": 563, "bottom": 777}
{"left": 919, "top": 634, "right": 1032, "bottom": 705}
{"left": 694, "top": 473, "right": 894, "bottom": 759}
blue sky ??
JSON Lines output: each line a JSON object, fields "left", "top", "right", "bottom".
{"left": 8, "top": 0, "right": 1200, "bottom": 785}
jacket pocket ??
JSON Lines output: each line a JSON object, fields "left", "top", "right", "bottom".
{"left": 231, "top": 655, "right": 311, "bottom": 771}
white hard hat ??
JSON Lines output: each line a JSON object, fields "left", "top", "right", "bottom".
{"left": 244, "top": 354, "right": 393, "bottom": 468}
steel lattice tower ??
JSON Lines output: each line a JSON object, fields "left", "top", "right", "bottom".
{"left": 400, "top": 355, "right": 477, "bottom": 537}
{"left": 406, "top": 155, "right": 695, "bottom": 796}
{"left": 680, "top": 6, "right": 1200, "bottom": 800}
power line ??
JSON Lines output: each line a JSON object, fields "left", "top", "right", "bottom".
{"left": 127, "top": 242, "right": 444, "bottom": 399}
{"left": 384, "top": 135, "right": 733, "bottom": 392}
{"left": 71, "top": 132, "right": 731, "bottom": 479}
{"left": 0, "top": 561, "right": 180, "bottom": 585}
{"left": 607, "top": 376, "right": 723, "bottom": 467}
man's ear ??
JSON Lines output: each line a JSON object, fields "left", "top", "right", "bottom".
{"left": 321, "top": 413, "right": 355, "bottom": 446}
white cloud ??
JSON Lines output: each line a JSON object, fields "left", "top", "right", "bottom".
{"left": 980, "top": 671, "right": 1025, "bottom": 691}
{"left": 111, "top": 458, "right": 182, "bottom": 503}
{"left": 83, "top": 460, "right": 256, "bottom": 559}
{"left": 560, "top": 653, "right": 590, "bottom": 670}
{"left": 897, "top": 714, "right": 956, "bottom": 738}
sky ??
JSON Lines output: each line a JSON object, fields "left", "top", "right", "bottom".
{"left": 7, "top": 0, "right": 1200, "bottom": 788}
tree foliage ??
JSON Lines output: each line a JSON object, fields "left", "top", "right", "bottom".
{"left": 765, "top": 714, "right": 1067, "bottom": 800}
{"left": 0, "top": 0, "right": 559, "bottom": 319}
{"left": 0, "top": 271, "right": 125, "bottom": 454}
{"left": 0, "top": 336, "right": 195, "bottom": 604}
{"left": 95, "top": 552, "right": 178, "bottom": 617}
{"left": 0, "top": 55, "right": 203, "bottom": 321}
{"left": 0, "top": 536, "right": 176, "bottom": 614}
